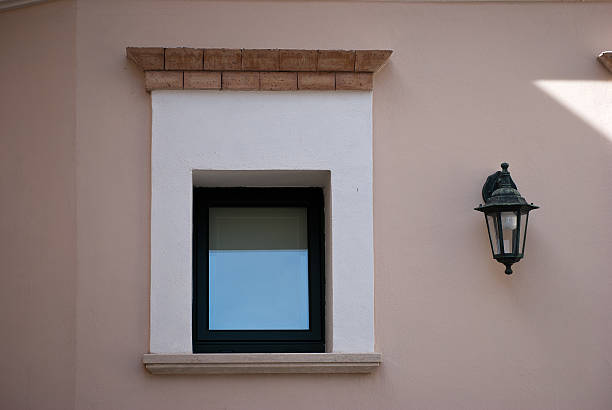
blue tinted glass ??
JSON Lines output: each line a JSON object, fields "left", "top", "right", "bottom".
{"left": 208, "top": 207, "right": 309, "bottom": 330}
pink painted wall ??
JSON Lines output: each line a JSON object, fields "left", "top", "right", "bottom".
{"left": 0, "top": 2, "right": 77, "bottom": 409}
{"left": 2, "top": 0, "right": 612, "bottom": 409}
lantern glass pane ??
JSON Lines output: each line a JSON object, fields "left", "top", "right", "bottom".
{"left": 486, "top": 214, "right": 500, "bottom": 255}
{"left": 519, "top": 211, "right": 529, "bottom": 255}
{"left": 500, "top": 211, "right": 519, "bottom": 254}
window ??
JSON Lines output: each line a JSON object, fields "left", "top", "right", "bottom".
{"left": 192, "top": 187, "right": 325, "bottom": 353}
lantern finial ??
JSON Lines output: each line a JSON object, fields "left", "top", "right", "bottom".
{"left": 497, "top": 163, "right": 515, "bottom": 191}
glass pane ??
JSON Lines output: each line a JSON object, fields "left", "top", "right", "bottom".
{"left": 518, "top": 212, "right": 529, "bottom": 255}
{"left": 486, "top": 214, "right": 500, "bottom": 255}
{"left": 500, "top": 211, "right": 518, "bottom": 254}
{"left": 208, "top": 207, "right": 309, "bottom": 330}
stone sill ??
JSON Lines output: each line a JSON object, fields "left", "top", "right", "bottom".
{"left": 143, "top": 353, "right": 382, "bottom": 374}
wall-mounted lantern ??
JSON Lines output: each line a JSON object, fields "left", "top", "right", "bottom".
{"left": 475, "top": 163, "right": 538, "bottom": 275}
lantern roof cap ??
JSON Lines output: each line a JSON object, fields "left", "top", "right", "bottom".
{"left": 474, "top": 163, "right": 539, "bottom": 213}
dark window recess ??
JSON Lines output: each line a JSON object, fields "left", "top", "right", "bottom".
{"left": 193, "top": 187, "right": 325, "bottom": 353}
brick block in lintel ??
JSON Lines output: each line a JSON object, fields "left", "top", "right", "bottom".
{"left": 298, "top": 72, "right": 335, "bottom": 90}
{"left": 355, "top": 50, "right": 393, "bottom": 72}
{"left": 336, "top": 73, "right": 373, "bottom": 91}
{"left": 222, "top": 72, "right": 260, "bottom": 90}
{"left": 260, "top": 72, "right": 297, "bottom": 91}
{"left": 280, "top": 50, "right": 317, "bottom": 71}
{"left": 317, "top": 50, "right": 355, "bottom": 72}
{"left": 184, "top": 72, "right": 221, "bottom": 89}
{"left": 144, "top": 71, "right": 183, "bottom": 91}
{"left": 126, "top": 47, "right": 164, "bottom": 70}
{"left": 165, "top": 48, "right": 203, "bottom": 70}
{"left": 204, "top": 49, "right": 242, "bottom": 71}
{"left": 242, "top": 49, "right": 279, "bottom": 71}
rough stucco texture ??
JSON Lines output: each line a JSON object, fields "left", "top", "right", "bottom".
{"left": 0, "top": 1, "right": 77, "bottom": 410}
{"left": 2, "top": 0, "right": 612, "bottom": 409}
{"left": 150, "top": 91, "right": 374, "bottom": 354}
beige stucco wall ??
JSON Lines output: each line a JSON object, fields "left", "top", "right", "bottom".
{"left": 2, "top": 0, "right": 612, "bottom": 409}
{"left": 0, "top": 1, "right": 77, "bottom": 410}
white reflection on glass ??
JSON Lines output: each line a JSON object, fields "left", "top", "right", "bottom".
{"left": 209, "top": 207, "right": 309, "bottom": 330}
{"left": 501, "top": 211, "right": 517, "bottom": 254}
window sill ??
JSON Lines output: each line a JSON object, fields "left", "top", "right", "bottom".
{"left": 143, "top": 353, "right": 382, "bottom": 374}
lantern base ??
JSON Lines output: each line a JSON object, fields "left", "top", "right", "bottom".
{"left": 493, "top": 256, "right": 521, "bottom": 275}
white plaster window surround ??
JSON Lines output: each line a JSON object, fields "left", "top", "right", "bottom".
{"left": 149, "top": 90, "right": 379, "bottom": 373}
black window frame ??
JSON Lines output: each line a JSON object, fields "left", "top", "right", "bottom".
{"left": 193, "top": 187, "right": 325, "bottom": 353}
